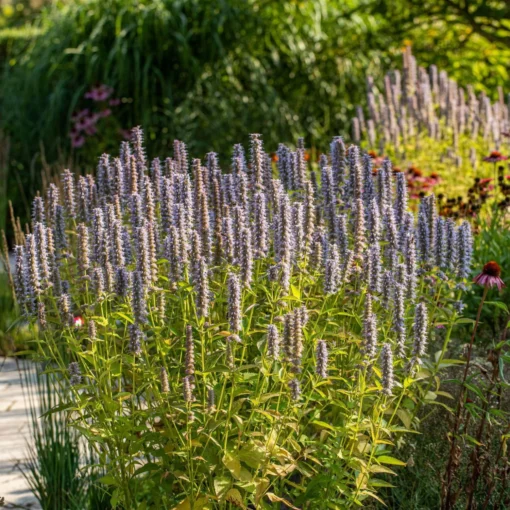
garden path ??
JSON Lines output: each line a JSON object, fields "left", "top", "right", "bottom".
{"left": 0, "top": 357, "right": 40, "bottom": 509}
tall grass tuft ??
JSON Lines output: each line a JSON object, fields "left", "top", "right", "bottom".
{"left": 21, "top": 362, "right": 112, "bottom": 510}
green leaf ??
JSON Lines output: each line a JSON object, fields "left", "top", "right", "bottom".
{"left": 455, "top": 318, "right": 476, "bottom": 325}
{"left": 396, "top": 409, "right": 412, "bottom": 428}
{"left": 485, "top": 301, "right": 509, "bottom": 313}
{"left": 223, "top": 453, "right": 241, "bottom": 478}
{"left": 214, "top": 477, "right": 231, "bottom": 501}
{"left": 222, "top": 452, "right": 252, "bottom": 481}
{"left": 464, "top": 383, "right": 486, "bottom": 402}
{"left": 113, "top": 312, "right": 134, "bottom": 324}
{"left": 463, "top": 434, "right": 483, "bottom": 446}
{"left": 225, "top": 488, "right": 246, "bottom": 509}
{"left": 376, "top": 455, "right": 406, "bottom": 466}
{"left": 99, "top": 474, "right": 118, "bottom": 486}
{"left": 239, "top": 442, "right": 267, "bottom": 469}
{"left": 266, "top": 493, "right": 300, "bottom": 510}
{"left": 311, "top": 420, "right": 336, "bottom": 431}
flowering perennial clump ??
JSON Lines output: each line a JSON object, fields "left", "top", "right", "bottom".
{"left": 12, "top": 127, "right": 474, "bottom": 508}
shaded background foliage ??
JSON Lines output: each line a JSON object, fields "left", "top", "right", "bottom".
{"left": 2, "top": 0, "right": 510, "bottom": 233}
{"left": 0, "top": 0, "right": 393, "bottom": 231}
{"left": 0, "top": 0, "right": 510, "bottom": 234}
{"left": 1, "top": 0, "right": 510, "bottom": 228}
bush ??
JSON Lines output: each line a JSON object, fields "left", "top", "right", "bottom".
{"left": 10, "top": 124, "right": 478, "bottom": 508}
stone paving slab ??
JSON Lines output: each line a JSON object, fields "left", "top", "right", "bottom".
{"left": 0, "top": 357, "right": 40, "bottom": 509}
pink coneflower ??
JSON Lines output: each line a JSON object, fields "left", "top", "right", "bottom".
{"left": 75, "top": 114, "right": 98, "bottom": 131}
{"left": 473, "top": 261, "right": 506, "bottom": 291}
{"left": 483, "top": 151, "right": 508, "bottom": 163}
{"left": 109, "top": 98, "right": 121, "bottom": 106}
{"left": 84, "top": 125, "right": 98, "bottom": 136}
{"left": 85, "top": 84, "right": 113, "bottom": 102}
{"left": 99, "top": 108, "right": 112, "bottom": 118}
{"left": 70, "top": 133, "right": 85, "bottom": 148}
{"left": 71, "top": 109, "right": 90, "bottom": 122}
{"left": 368, "top": 150, "right": 385, "bottom": 166}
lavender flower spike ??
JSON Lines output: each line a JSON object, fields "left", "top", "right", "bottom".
{"left": 267, "top": 324, "right": 280, "bottom": 359}
{"left": 315, "top": 340, "right": 328, "bottom": 378}
{"left": 227, "top": 273, "right": 242, "bottom": 333}
{"left": 380, "top": 344, "right": 394, "bottom": 396}
{"left": 68, "top": 362, "right": 82, "bottom": 386}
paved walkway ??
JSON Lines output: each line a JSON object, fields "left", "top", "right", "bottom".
{"left": 0, "top": 357, "right": 40, "bottom": 509}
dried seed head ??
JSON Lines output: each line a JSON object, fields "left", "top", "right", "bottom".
{"left": 37, "top": 301, "right": 47, "bottom": 330}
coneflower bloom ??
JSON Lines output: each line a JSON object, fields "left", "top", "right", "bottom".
{"left": 473, "top": 261, "right": 505, "bottom": 291}
{"left": 483, "top": 151, "right": 508, "bottom": 163}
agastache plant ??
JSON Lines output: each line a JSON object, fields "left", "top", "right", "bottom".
{"left": 11, "top": 127, "right": 475, "bottom": 510}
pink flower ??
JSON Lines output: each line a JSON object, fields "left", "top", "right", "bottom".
{"left": 71, "top": 109, "right": 90, "bottom": 122}
{"left": 75, "top": 114, "right": 98, "bottom": 131}
{"left": 99, "top": 108, "right": 112, "bottom": 118}
{"left": 85, "top": 84, "right": 113, "bottom": 102}
{"left": 109, "top": 98, "right": 121, "bottom": 106}
{"left": 473, "top": 261, "right": 506, "bottom": 291}
{"left": 483, "top": 151, "right": 508, "bottom": 163}
{"left": 84, "top": 125, "right": 97, "bottom": 136}
{"left": 70, "top": 134, "right": 85, "bottom": 148}
{"left": 73, "top": 316, "right": 84, "bottom": 328}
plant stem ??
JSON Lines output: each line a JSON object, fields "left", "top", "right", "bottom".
{"left": 442, "top": 285, "right": 489, "bottom": 510}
